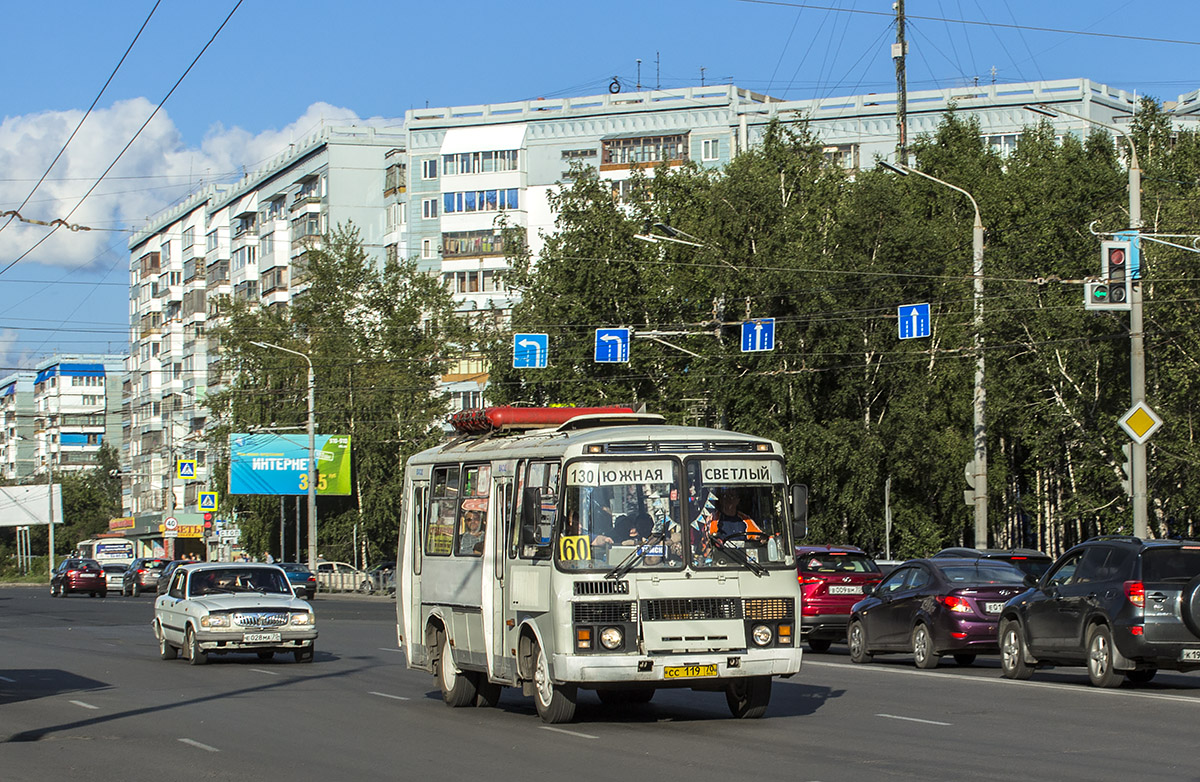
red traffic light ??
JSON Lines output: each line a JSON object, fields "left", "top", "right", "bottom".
{"left": 203, "top": 512, "right": 214, "bottom": 528}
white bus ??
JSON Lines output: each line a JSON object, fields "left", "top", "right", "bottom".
{"left": 396, "top": 406, "right": 808, "bottom": 723}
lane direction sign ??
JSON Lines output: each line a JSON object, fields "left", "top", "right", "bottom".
{"left": 513, "top": 333, "right": 549, "bottom": 368}
{"left": 741, "top": 319, "right": 776, "bottom": 352}
{"left": 898, "top": 303, "right": 931, "bottom": 340}
{"left": 595, "top": 328, "right": 630, "bottom": 363}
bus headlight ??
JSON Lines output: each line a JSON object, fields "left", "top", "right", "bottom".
{"left": 751, "top": 624, "right": 773, "bottom": 647}
{"left": 600, "top": 626, "right": 624, "bottom": 650}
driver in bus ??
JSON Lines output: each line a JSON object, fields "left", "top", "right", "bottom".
{"left": 706, "top": 488, "right": 764, "bottom": 540}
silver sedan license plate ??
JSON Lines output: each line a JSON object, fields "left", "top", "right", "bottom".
{"left": 1181, "top": 649, "right": 1200, "bottom": 662}
{"left": 244, "top": 632, "right": 281, "bottom": 643}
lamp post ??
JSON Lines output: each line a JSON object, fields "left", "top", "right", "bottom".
{"left": 1025, "top": 104, "right": 1147, "bottom": 538}
{"left": 250, "top": 341, "right": 317, "bottom": 571}
{"left": 880, "top": 160, "right": 988, "bottom": 547}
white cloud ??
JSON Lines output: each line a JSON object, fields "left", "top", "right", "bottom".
{"left": 0, "top": 99, "right": 393, "bottom": 272}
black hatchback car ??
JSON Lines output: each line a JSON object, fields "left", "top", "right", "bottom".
{"left": 932, "top": 547, "right": 1053, "bottom": 580}
{"left": 999, "top": 535, "right": 1200, "bottom": 687}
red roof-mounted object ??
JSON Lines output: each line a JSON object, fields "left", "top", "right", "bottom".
{"left": 449, "top": 406, "right": 635, "bottom": 434}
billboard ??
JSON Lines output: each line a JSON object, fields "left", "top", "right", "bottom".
{"left": 0, "top": 485, "right": 63, "bottom": 527}
{"left": 228, "top": 433, "right": 352, "bottom": 496}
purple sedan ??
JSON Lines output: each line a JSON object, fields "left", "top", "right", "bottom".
{"left": 847, "top": 558, "right": 1031, "bottom": 668}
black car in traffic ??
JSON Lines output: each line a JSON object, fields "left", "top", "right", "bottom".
{"left": 999, "top": 535, "right": 1200, "bottom": 687}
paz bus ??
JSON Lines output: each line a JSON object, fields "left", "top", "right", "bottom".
{"left": 396, "top": 406, "right": 808, "bottom": 723}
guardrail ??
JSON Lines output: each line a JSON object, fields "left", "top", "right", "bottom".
{"left": 316, "top": 571, "right": 394, "bottom": 595}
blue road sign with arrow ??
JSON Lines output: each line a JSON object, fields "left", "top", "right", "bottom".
{"left": 741, "top": 318, "right": 775, "bottom": 352}
{"left": 595, "top": 328, "right": 630, "bottom": 363}
{"left": 512, "top": 333, "right": 549, "bottom": 368}
{"left": 898, "top": 303, "right": 931, "bottom": 340}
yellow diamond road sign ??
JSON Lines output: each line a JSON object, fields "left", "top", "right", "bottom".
{"left": 1119, "top": 401, "right": 1163, "bottom": 445}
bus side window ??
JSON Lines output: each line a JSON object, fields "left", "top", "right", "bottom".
{"left": 516, "top": 461, "right": 558, "bottom": 558}
{"left": 426, "top": 466, "right": 458, "bottom": 556}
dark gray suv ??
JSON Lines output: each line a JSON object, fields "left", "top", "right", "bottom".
{"left": 998, "top": 535, "right": 1200, "bottom": 687}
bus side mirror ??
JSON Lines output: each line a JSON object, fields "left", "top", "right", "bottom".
{"left": 790, "top": 484, "right": 808, "bottom": 541}
{"left": 520, "top": 487, "right": 545, "bottom": 546}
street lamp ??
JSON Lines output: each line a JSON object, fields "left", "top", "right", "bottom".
{"left": 250, "top": 341, "right": 317, "bottom": 571}
{"left": 880, "top": 160, "right": 989, "bottom": 547}
{"left": 1024, "top": 104, "right": 1148, "bottom": 537}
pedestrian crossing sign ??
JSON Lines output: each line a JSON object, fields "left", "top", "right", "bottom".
{"left": 198, "top": 492, "right": 218, "bottom": 512}
{"left": 177, "top": 459, "right": 196, "bottom": 480}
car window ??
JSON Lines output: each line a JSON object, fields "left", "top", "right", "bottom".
{"left": 168, "top": 571, "right": 186, "bottom": 598}
{"left": 801, "top": 553, "right": 879, "bottom": 573}
{"left": 1045, "top": 551, "right": 1084, "bottom": 587}
{"left": 1142, "top": 548, "right": 1200, "bottom": 582}
{"left": 1072, "top": 547, "right": 1112, "bottom": 584}
{"left": 189, "top": 568, "right": 292, "bottom": 596}
{"left": 938, "top": 563, "right": 1027, "bottom": 584}
{"left": 908, "top": 567, "right": 932, "bottom": 590}
{"left": 876, "top": 567, "right": 911, "bottom": 595}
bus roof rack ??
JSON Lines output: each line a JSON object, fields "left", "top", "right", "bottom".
{"left": 556, "top": 412, "right": 665, "bottom": 431}
{"left": 448, "top": 406, "right": 638, "bottom": 434}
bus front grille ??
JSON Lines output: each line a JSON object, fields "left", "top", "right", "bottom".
{"left": 642, "top": 597, "right": 742, "bottom": 621}
{"left": 743, "top": 597, "right": 794, "bottom": 620}
{"left": 574, "top": 580, "right": 629, "bottom": 596}
{"left": 573, "top": 601, "right": 637, "bottom": 623}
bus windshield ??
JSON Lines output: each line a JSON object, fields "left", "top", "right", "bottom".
{"left": 560, "top": 460, "right": 683, "bottom": 572}
{"left": 686, "top": 458, "right": 793, "bottom": 570}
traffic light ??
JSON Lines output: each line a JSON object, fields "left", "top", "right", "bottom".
{"left": 1086, "top": 241, "right": 1132, "bottom": 311}
{"left": 203, "top": 513, "right": 214, "bottom": 535}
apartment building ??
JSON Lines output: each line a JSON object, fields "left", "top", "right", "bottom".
{"left": 124, "top": 125, "right": 405, "bottom": 525}
{"left": 0, "top": 371, "right": 36, "bottom": 481}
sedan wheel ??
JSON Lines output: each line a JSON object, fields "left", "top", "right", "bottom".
{"left": 847, "top": 620, "right": 872, "bottom": 664}
{"left": 186, "top": 627, "right": 207, "bottom": 666}
{"left": 158, "top": 625, "right": 178, "bottom": 660}
{"left": 912, "top": 624, "right": 939, "bottom": 669}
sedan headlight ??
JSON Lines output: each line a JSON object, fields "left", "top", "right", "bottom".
{"left": 751, "top": 624, "right": 773, "bottom": 647}
{"left": 201, "top": 615, "right": 229, "bottom": 628}
{"left": 290, "top": 612, "right": 313, "bottom": 626}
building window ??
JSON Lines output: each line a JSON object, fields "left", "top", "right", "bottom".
{"left": 442, "top": 229, "right": 507, "bottom": 258}
{"left": 601, "top": 134, "right": 689, "bottom": 167}
{"left": 206, "top": 230, "right": 218, "bottom": 253}
{"left": 442, "top": 189, "right": 519, "bottom": 214}
{"left": 821, "top": 144, "right": 860, "bottom": 170}
{"left": 984, "top": 134, "right": 1020, "bottom": 156}
{"left": 182, "top": 227, "right": 195, "bottom": 249}
{"left": 385, "top": 244, "right": 398, "bottom": 264}
{"left": 442, "top": 150, "right": 520, "bottom": 176}
{"left": 385, "top": 162, "right": 407, "bottom": 194}
{"left": 422, "top": 198, "right": 439, "bottom": 219}
{"left": 422, "top": 159, "right": 438, "bottom": 180}
{"left": 702, "top": 138, "right": 720, "bottom": 161}
{"left": 422, "top": 239, "right": 435, "bottom": 259}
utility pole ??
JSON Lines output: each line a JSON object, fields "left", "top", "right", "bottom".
{"left": 894, "top": 0, "right": 908, "bottom": 163}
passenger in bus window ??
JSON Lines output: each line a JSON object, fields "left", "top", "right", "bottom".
{"left": 458, "top": 510, "right": 486, "bottom": 555}
{"left": 615, "top": 511, "right": 653, "bottom": 544}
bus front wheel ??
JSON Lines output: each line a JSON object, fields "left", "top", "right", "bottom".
{"left": 532, "top": 639, "right": 577, "bottom": 724}
{"left": 436, "top": 630, "right": 478, "bottom": 707}
{"left": 726, "top": 676, "right": 771, "bottom": 719}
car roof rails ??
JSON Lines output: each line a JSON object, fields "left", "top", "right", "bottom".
{"left": 1085, "top": 534, "right": 1143, "bottom": 544}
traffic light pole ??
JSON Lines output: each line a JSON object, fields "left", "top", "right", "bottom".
{"left": 1026, "top": 105, "right": 1147, "bottom": 537}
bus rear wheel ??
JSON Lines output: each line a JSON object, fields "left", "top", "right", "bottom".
{"left": 532, "top": 639, "right": 577, "bottom": 723}
{"left": 436, "top": 630, "right": 478, "bottom": 707}
{"left": 726, "top": 676, "right": 771, "bottom": 719}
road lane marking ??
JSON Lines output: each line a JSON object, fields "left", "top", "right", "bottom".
{"left": 0, "top": 675, "right": 15, "bottom": 682}
{"left": 369, "top": 691, "right": 410, "bottom": 701}
{"left": 250, "top": 668, "right": 279, "bottom": 676}
{"left": 541, "top": 726, "right": 599, "bottom": 740}
{"left": 877, "top": 713, "right": 952, "bottom": 726}
{"left": 69, "top": 700, "right": 98, "bottom": 710}
{"left": 803, "top": 660, "right": 1200, "bottom": 705}
{"left": 179, "top": 738, "right": 220, "bottom": 752}
{"left": 378, "top": 647, "right": 404, "bottom": 652}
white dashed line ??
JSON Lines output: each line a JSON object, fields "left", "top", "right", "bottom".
{"left": 803, "top": 659, "right": 1200, "bottom": 705}
{"left": 378, "top": 647, "right": 404, "bottom": 652}
{"left": 541, "top": 725, "right": 599, "bottom": 740}
{"left": 877, "top": 713, "right": 952, "bottom": 726}
{"left": 179, "top": 738, "right": 220, "bottom": 752}
{"left": 250, "top": 668, "right": 279, "bottom": 676}
{"left": 0, "top": 675, "right": 15, "bottom": 682}
{"left": 69, "top": 700, "right": 98, "bottom": 710}
{"left": 369, "top": 691, "right": 410, "bottom": 701}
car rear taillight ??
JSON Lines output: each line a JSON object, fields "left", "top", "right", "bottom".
{"left": 1125, "top": 581, "right": 1145, "bottom": 608}
{"left": 67, "top": 569, "right": 79, "bottom": 576}
{"left": 800, "top": 575, "right": 823, "bottom": 585}
{"left": 939, "top": 595, "right": 972, "bottom": 613}
{"left": 307, "top": 576, "right": 316, "bottom": 583}
{"left": 138, "top": 568, "right": 146, "bottom": 575}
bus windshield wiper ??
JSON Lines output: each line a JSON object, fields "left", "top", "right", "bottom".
{"left": 708, "top": 534, "right": 768, "bottom": 577}
{"left": 606, "top": 530, "right": 668, "bottom": 580}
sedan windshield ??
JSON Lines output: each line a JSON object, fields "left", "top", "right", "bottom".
{"left": 188, "top": 568, "right": 291, "bottom": 597}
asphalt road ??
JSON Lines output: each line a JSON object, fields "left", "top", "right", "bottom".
{"left": 3, "top": 584, "right": 1199, "bottom": 782}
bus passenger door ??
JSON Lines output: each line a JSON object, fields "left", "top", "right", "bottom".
{"left": 401, "top": 480, "right": 430, "bottom": 669}
{"left": 483, "top": 474, "right": 517, "bottom": 683}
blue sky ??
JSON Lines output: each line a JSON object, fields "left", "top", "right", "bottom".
{"left": 2, "top": 0, "right": 1199, "bottom": 372}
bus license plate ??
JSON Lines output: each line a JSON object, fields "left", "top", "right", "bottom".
{"left": 1181, "top": 649, "right": 1200, "bottom": 662}
{"left": 663, "top": 664, "right": 718, "bottom": 679}
{"left": 244, "top": 633, "right": 281, "bottom": 643}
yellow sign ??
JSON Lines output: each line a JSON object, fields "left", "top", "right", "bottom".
{"left": 198, "top": 492, "right": 218, "bottom": 512}
{"left": 109, "top": 517, "right": 135, "bottom": 531}
{"left": 559, "top": 535, "right": 591, "bottom": 561}
{"left": 158, "top": 523, "right": 204, "bottom": 538}
{"left": 1119, "top": 402, "right": 1163, "bottom": 445}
